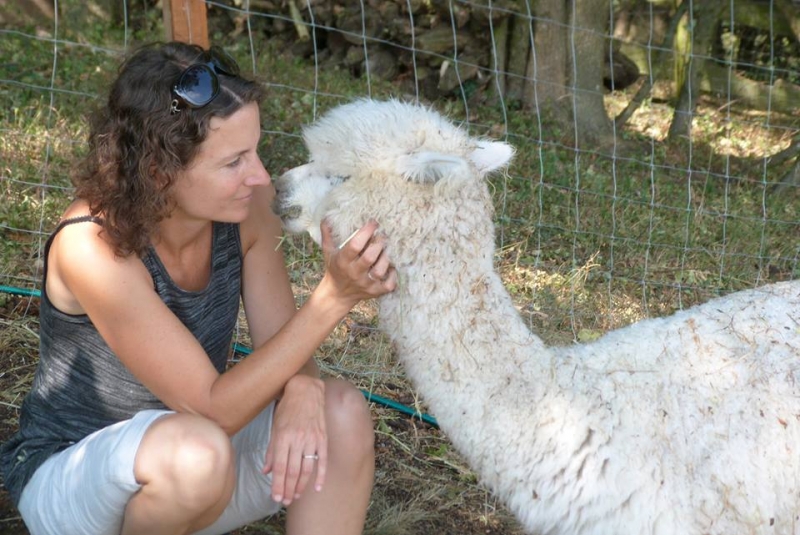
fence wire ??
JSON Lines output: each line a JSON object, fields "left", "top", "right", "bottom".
{"left": 1, "top": 0, "right": 799, "bottom": 338}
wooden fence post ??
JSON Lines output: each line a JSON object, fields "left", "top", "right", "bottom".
{"left": 164, "top": 0, "right": 209, "bottom": 48}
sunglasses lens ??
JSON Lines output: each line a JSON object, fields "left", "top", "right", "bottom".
{"left": 175, "top": 64, "right": 219, "bottom": 107}
{"left": 170, "top": 47, "right": 240, "bottom": 113}
{"left": 209, "top": 46, "right": 240, "bottom": 76}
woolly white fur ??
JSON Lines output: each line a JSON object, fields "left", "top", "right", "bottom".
{"left": 273, "top": 99, "right": 800, "bottom": 535}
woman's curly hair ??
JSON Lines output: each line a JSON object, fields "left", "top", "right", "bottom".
{"left": 72, "top": 41, "right": 265, "bottom": 257}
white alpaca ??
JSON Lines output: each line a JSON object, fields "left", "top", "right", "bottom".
{"left": 273, "top": 99, "right": 800, "bottom": 535}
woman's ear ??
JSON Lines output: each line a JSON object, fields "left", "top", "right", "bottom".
{"left": 150, "top": 164, "right": 172, "bottom": 191}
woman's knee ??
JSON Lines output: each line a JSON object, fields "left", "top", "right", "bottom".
{"left": 324, "top": 379, "right": 374, "bottom": 455}
{"left": 136, "top": 413, "right": 235, "bottom": 504}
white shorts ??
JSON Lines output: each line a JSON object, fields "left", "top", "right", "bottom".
{"left": 18, "top": 405, "right": 282, "bottom": 535}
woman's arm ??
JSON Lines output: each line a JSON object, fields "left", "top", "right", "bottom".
{"left": 219, "top": 184, "right": 394, "bottom": 434}
{"left": 239, "top": 185, "right": 319, "bottom": 379}
{"left": 50, "top": 188, "right": 392, "bottom": 437}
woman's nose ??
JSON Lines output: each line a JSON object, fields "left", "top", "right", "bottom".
{"left": 247, "top": 160, "right": 271, "bottom": 186}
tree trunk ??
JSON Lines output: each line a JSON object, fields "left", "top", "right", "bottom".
{"left": 668, "top": 2, "right": 725, "bottom": 142}
{"left": 614, "top": 1, "right": 688, "bottom": 130}
{"left": 526, "top": 0, "right": 568, "bottom": 111}
{"left": 0, "top": 0, "right": 55, "bottom": 26}
{"left": 491, "top": 15, "right": 510, "bottom": 100}
{"left": 767, "top": 134, "right": 800, "bottom": 195}
{"left": 773, "top": 159, "right": 800, "bottom": 194}
{"left": 774, "top": 0, "right": 800, "bottom": 44}
{"left": 570, "top": 0, "right": 612, "bottom": 147}
{"left": 506, "top": 13, "right": 532, "bottom": 102}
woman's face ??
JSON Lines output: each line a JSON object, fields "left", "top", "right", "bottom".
{"left": 170, "top": 101, "right": 271, "bottom": 223}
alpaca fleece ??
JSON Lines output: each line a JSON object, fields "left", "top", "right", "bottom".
{"left": 273, "top": 99, "right": 800, "bottom": 535}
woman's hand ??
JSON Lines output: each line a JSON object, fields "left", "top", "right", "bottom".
{"left": 319, "top": 219, "right": 397, "bottom": 308}
{"left": 263, "top": 374, "right": 327, "bottom": 506}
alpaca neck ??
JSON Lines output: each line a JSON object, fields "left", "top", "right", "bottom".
{"left": 378, "top": 221, "right": 551, "bottom": 433}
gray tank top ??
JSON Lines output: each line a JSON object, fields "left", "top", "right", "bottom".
{"left": 0, "top": 216, "right": 242, "bottom": 505}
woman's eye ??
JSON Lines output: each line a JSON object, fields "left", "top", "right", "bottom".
{"left": 226, "top": 157, "right": 242, "bottom": 168}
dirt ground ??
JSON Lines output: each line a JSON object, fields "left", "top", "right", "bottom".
{"left": 0, "top": 293, "right": 525, "bottom": 535}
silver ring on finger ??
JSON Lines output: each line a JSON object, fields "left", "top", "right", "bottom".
{"left": 367, "top": 272, "right": 376, "bottom": 281}
{"left": 303, "top": 453, "right": 319, "bottom": 461}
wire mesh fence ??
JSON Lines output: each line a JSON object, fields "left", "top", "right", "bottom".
{"left": 3, "top": 1, "right": 798, "bottom": 334}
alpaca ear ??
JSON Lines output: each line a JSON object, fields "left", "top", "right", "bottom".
{"left": 469, "top": 140, "right": 514, "bottom": 175}
{"left": 397, "top": 152, "right": 471, "bottom": 184}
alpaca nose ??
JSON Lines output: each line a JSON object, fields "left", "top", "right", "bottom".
{"left": 270, "top": 176, "right": 297, "bottom": 220}
{"left": 270, "top": 190, "right": 302, "bottom": 221}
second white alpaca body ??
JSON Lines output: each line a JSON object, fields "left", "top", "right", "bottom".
{"left": 273, "top": 99, "right": 800, "bottom": 535}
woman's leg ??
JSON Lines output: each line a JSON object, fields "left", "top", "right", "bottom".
{"left": 285, "top": 378, "right": 375, "bottom": 535}
{"left": 121, "top": 413, "right": 236, "bottom": 535}
{"left": 17, "top": 410, "right": 173, "bottom": 535}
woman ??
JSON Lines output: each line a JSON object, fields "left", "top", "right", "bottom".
{"left": 0, "top": 41, "right": 396, "bottom": 535}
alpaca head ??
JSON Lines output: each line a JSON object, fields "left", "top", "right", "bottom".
{"left": 273, "top": 99, "right": 514, "bottom": 249}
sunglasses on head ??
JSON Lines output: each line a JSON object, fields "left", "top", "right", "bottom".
{"left": 170, "top": 46, "right": 241, "bottom": 114}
